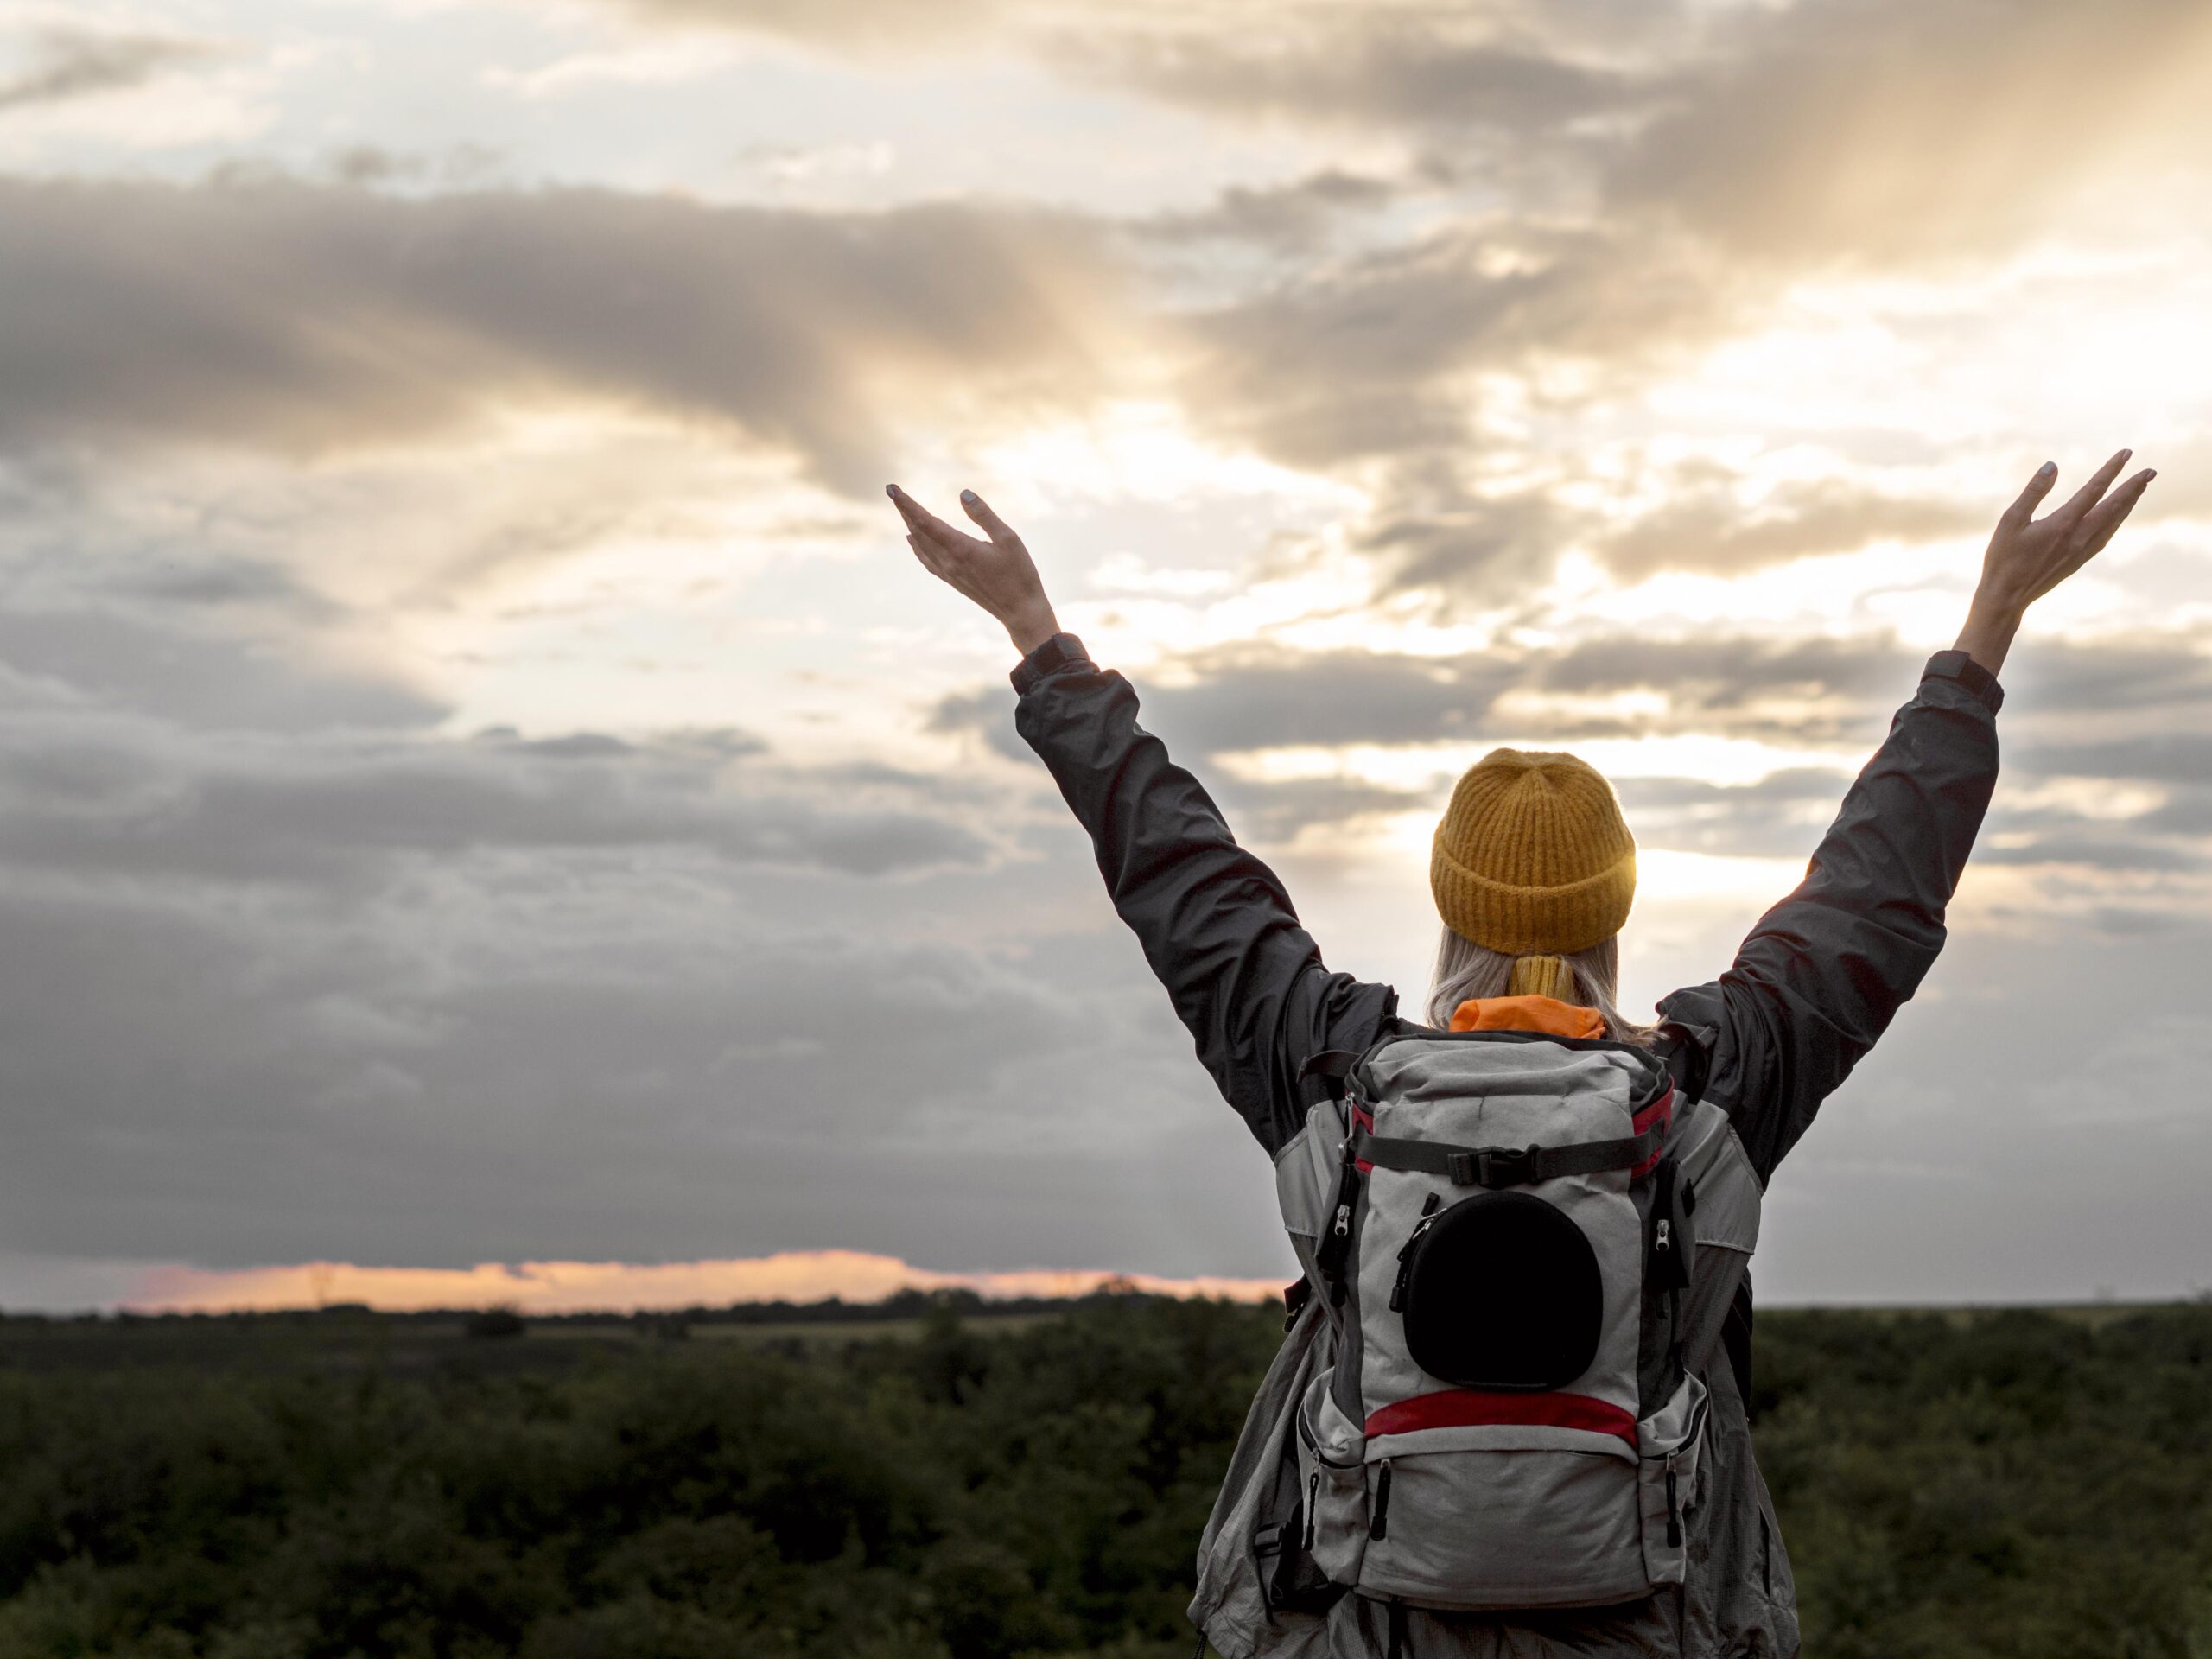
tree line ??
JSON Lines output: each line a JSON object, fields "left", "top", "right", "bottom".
{"left": 0, "top": 1295, "right": 2205, "bottom": 1656}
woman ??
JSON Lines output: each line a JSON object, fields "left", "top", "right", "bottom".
{"left": 888, "top": 450, "right": 2152, "bottom": 1658}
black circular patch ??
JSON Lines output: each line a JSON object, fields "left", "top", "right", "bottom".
{"left": 1401, "top": 1191, "right": 1604, "bottom": 1391}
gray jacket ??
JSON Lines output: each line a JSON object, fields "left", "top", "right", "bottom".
{"left": 1009, "top": 639, "right": 2005, "bottom": 1657}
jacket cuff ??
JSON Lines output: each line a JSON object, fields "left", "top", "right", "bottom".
{"left": 1922, "top": 648, "right": 2004, "bottom": 715}
{"left": 1010, "top": 631, "right": 1092, "bottom": 696}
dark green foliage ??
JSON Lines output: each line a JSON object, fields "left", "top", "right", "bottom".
{"left": 1754, "top": 1306, "right": 2212, "bottom": 1658}
{"left": 0, "top": 1298, "right": 2205, "bottom": 1656}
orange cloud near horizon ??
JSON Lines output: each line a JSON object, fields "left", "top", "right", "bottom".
{"left": 119, "top": 1250, "right": 1285, "bottom": 1316}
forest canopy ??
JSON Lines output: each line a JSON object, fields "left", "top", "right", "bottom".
{"left": 0, "top": 1296, "right": 2206, "bottom": 1658}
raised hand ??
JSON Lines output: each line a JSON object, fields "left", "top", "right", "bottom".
{"left": 888, "top": 483, "right": 1060, "bottom": 656}
{"left": 1956, "top": 448, "right": 2155, "bottom": 677}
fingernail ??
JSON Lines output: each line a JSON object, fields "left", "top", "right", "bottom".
{"left": 886, "top": 484, "right": 898, "bottom": 497}
{"left": 2038, "top": 461, "right": 2056, "bottom": 477}
{"left": 2145, "top": 469, "right": 2157, "bottom": 481}
{"left": 960, "top": 488, "right": 979, "bottom": 504}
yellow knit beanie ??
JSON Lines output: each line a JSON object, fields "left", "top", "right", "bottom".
{"left": 1430, "top": 747, "right": 1637, "bottom": 963}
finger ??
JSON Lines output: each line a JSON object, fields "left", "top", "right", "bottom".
{"left": 1999, "top": 460, "right": 2058, "bottom": 531}
{"left": 2050, "top": 447, "right": 2132, "bottom": 527}
{"left": 899, "top": 493, "right": 974, "bottom": 556}
{"left": 888, "top": 484, "right": 953, "bottom": 540}
{"left": 907, "top": 531, "right": 949, "bottom": 580}
{"left": 2075, "top": 467, "right": 2155, "bottom": 555}
{"left": 958, "top": 487, "right": 1020, "bottom": 546}
{"left": 888, "top": 485, "right": 935, "bottom": 535}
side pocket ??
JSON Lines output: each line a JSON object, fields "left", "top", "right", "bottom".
{"left": 1294, "top": 1370, "right": 1369, "bottom": 1587}
{"left": 1250, "top": 1430, "right": 1342, "bottom": 1618}
{"left": 1274, "top": 1110, "right": 1341, "bottom": 1243}
{"left": 1637, "top": 1370, "right": 1710, "bottom": 1586}
{"left": 1253, "top": 1501, "right": 1341, "bottom": 1615}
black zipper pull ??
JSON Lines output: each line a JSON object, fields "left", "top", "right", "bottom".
{"left": 1369, "top": 1459, "right": 1393, "bottom": 1541}
{"left": 1313, "top": 1104, "right": 1367, "bottom": 1292}
{"left": 1304, "top": 1472, "right": 1319, "bottom": 1549}
{"left": 1665, "top": 1465, "right": 1681, "bottom": 1548}
{"left": 1649, "top": 1157, "right": 1689, "bottom": 1294}
{"left": 1388, "top": 1194, "right": 1442, "bottom": 1312}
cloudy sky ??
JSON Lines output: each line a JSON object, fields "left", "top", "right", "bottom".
{"left": 2, "top": 0, "right": 2209, "bottom": 1313}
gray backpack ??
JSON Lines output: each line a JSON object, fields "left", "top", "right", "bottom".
{"left": 1263, "top": 1023, "right": 1710, "bottom": 1617}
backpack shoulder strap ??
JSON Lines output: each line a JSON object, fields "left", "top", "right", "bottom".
{"left": 1654, "top": 1019, "right": 1711, "bottom": 1104}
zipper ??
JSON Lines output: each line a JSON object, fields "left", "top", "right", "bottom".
{"left": 1649, "top": 1382, "right": 1710, "bottom": 1552}
{"left": 1303, "top": 1471, "right": 1319, "bottom": 1549}
{"left": 1313, "top": 1096, "right": 1366, "bottom": 1296}
{"left": 1388, "top": 1193, "right": 1443, "bottom": 1311}
{"left": 1297, "top": 1392, "right": 1360, "bottom": 1470}
{"left": 1368, "top": 1458, "right": 1393, "bottom": 1541}
{"left": 1649, "top": 1157, "right": 1689, "bottom": 1294}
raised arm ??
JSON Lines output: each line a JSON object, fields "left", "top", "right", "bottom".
{"left": 1657, "top": 449, "right": 2156, "bottom": 1183}
{"left": 890, "top": 483, "right": 1395, "bottom": 1154}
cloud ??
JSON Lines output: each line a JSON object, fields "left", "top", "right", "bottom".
{"left": 937, "top": 632, "right": 1932, "bottom": 766}
{"left": 0, "top": 23, "right": 218, "bottom": 114}
{"left": 0, "top": 0, "right": 2204, "bottom": 1316}
{"left": 575, "top": 0, "right": 2212, "bottom": 594}
{"left": 597, "top": 0, "right": 1665, "bottom": 136}
{"left": 0, "top": 176, "right": 1142, "bottom": 496}
{"left": 1605, "top": 0, "right": 2212, "bottom": 270}
{"left": 1155, "top": 215, "right": 1749, "bottom": 482}
{"left": 2012, "top": 734, "right": 2212, "bottom": 786}
{"left": 934, "top": 627, "right": 2212, "bottom": 887}
{"left": 1611, "top": 768, "right": 1855, "bottom": 861}
{"left": 932, "top": 645, "right": 1516, "bottom": 766}
{"left": 0, "top": 830, "right": 1290, "bottom": 1276}
{"left": 1535, "top": 632, "right": 1927, "bottom": 719}
{"left": 605, "top": 0, "right": 2212, "bottom": 274}
{"left": 613, "top": 0, "right": 1009, "bottom": 54}
{"left": 1594, "top": 478, "right": 1986, "bottom": 578}
{"left": 1041, "top": 8, "right": 1644, "bottom": 139}
{"left": 1127, "top": 168, "right": 1398, "bottom": 254}
{"left": 0, "top": 606, "right": 436, "bottom": 732}
{"left": 0, "top": 715, "right": 994, "bottom": 886}
{"left": 0, "top": 557, "right": 1234, "bottom": 1278}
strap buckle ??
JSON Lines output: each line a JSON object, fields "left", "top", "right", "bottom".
{"left": 1478, "top": 1144, "right": 1540, "bottom": 1186}
{"left": 1446, "top": 1144, "right": 1540, "bottom": 1186}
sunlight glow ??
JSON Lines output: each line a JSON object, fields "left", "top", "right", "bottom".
{"left": 122, "top": 1252, "right": 1281, "bottom": 1315}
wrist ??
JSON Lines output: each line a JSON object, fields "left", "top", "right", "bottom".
{"left": 1965, "top": 588, "right": 2026, "bottom": 632}
{"left": 1955, "top": 595, "right": 2022, "bottom": 678}
{"left": 1006, "top": 602, "right": 1060, "bottom": 657}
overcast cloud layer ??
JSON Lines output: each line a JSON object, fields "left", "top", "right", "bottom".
{"left": 0, "top": 0, "right": 2208, "bottom": 1310}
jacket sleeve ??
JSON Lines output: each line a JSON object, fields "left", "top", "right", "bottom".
{"left": 1010, "top": 636, "right": 1399, "bottom": 1157}
{"left": 1656, "top": 650, "right": 2004, "bottom": 1185}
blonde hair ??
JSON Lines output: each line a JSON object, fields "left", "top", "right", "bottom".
{"left": 1423, "top": 927, "right": 1657, "bottom": 1048}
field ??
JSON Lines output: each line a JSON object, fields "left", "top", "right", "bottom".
{"left": 0, "top": 1294, "right": 2206, "bottom": 1657}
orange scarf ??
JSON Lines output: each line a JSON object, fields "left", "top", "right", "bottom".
{"left": 1447, "top": 994, "right": 1605, "bottom": 1040}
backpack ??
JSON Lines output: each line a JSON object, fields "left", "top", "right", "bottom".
{"left": 1263, "top": 1020, "right": 1712, "bottom": 1616}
